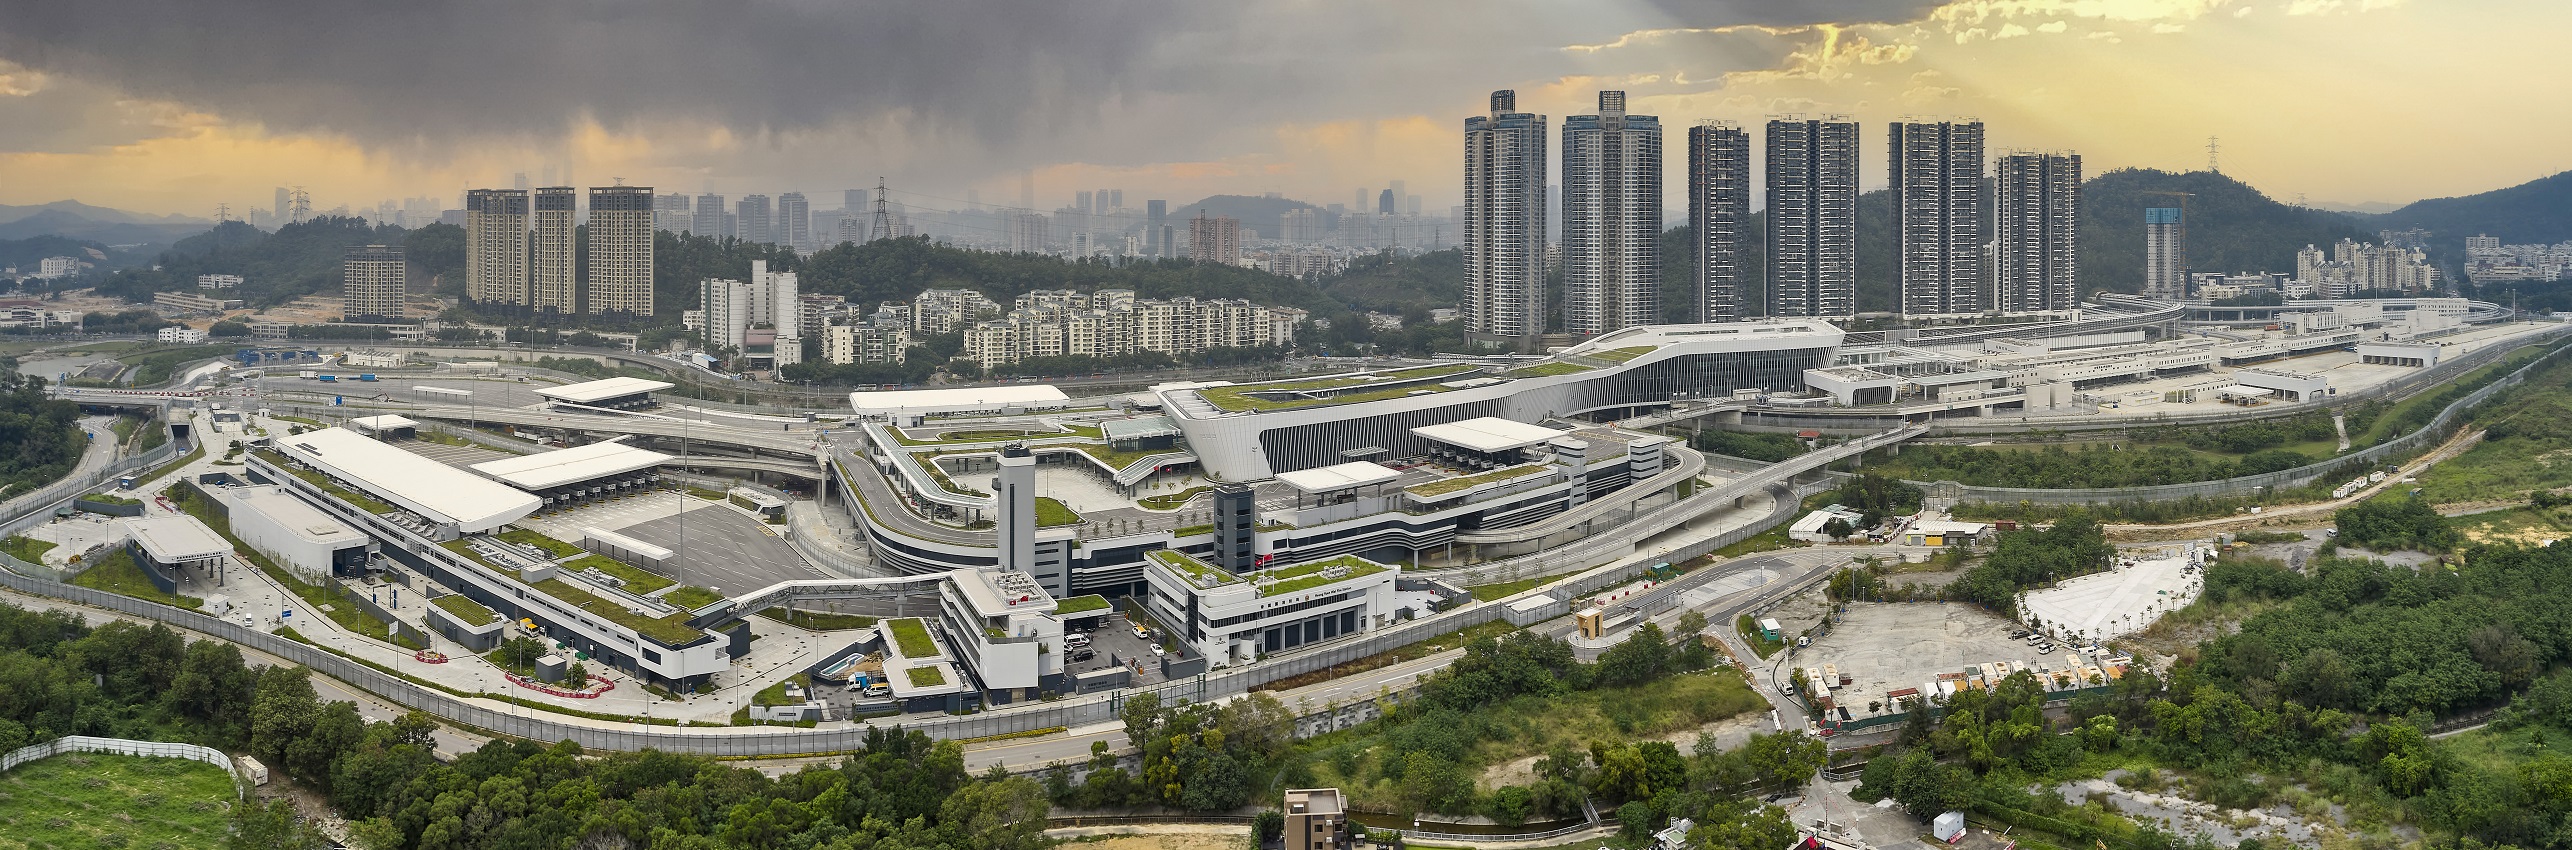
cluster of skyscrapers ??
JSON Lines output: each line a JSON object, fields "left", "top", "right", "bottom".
{"left": 462, "top": 186, "right": 656, "bottom": 318}
{"left": 1463, "top": 90, "right": 2085, "bottom": 349}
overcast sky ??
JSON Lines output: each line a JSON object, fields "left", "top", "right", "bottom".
{"left": 0, "top": 0, "right": 2557, "bottom": 218}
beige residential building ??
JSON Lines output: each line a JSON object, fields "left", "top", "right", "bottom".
{"left": 465, "top": 189, "right": 530, "bottom": 307}
{"left": 961, "top": 291, "right": 1299, "bottom": 367}
{"left": 341, "top": 244, "right": 408, "bottom": 322}
{"left": 530, "top": 187, "right": 577, "bottom": 313}
{"left": 823, "top": 324, "right": 911, "bottom": 365}
{"left": 587, "top": 186, "right": 655, "bottom": 315}
{"left": 912, "top": 288, "right": 1003, "bottom": 334}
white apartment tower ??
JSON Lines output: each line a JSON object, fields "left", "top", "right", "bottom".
{"left": 1561, "top": 91, "right": 1662, "bottom": 337}
{"left": 588, "top": 186, "right": 655, "bottom": 316}
{"left": 1994, "top": 152, "right": 2081, "bottom": 314}
{"left": 341, "top": 245, "right": 407, "bottom": 322}
{"left": 531, "top": 187, "right": 578, "bottom": 314}
{"left": 1888, "top": 120, "right": 1986, "bottom": 318}
{"left": 1765, "top": 117, "right": 1859, "bottom": 318}
{"left": 1464, "top": 90, "right": 1549, "bottom": 350}
{"left": 465, "top": 189, "right": 530, "bottom": 308}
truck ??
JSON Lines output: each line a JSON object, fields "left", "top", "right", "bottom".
{"left": 317, "top": 375, "right": 337, "bottom": 383}
{"left": 357, "top": 373, "right": 378, "bottom": 382}
{"left": 299, "top": 369, "right": 317, "bottom": 379}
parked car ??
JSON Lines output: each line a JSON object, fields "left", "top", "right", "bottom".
{"left": 1150, "top": 644, "right": 1166, "bottom": 657}
{"left": 1132, "top": 626, "right": 1152, "bottom": 640}
{"left": 1069, "top": 649, "right": 1096, "bottom": 662}
{"left": 1064, "top": 634, "right": 1090, "bottom": 649}
{"left": 2037, "top": 645, "right": 2057, "bottom": 655}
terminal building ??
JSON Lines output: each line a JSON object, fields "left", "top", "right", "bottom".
{"left": 469, "top": 440, "right": 672, "bottom": 507}
{"left": 216, "top": 485, "right": 373, "bottom": 581}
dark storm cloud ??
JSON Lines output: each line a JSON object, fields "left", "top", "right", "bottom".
{"left": 1632, "top": 0, "right": 1951, "bottom": 28}
{"left": 0, "top": 0, "right": 1203, "bottom": 145}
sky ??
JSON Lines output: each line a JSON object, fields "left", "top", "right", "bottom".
{"left": 0, "top": 0, "right": 2558, "bottom": 219}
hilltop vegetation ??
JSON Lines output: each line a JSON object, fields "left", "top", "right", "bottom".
{"left": 2080, "top": 169, "right": 2371, "bottom": 291}
{"left": 90, "top": 218, "right": 459, "bottom": 309}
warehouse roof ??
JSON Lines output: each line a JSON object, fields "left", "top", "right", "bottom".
{"left": 1276, "top": 461, "right": 1403, "bottom": 494}
{"left": 122, "top": 515, "right": 231, "bottom": 564}
{"left": 470, "top": 441, "right": 672, "bottom": 491}
{"left": 1410, "top": 417, "right": 1565, "bottom": 453}
{"left": 275, "top": 427, "right": 542, "bottom": 532}
{"left": 224, "top": 487, "right": 367, "bottom": 546}
{"left": 848, "top": 385, "right": 1070, "bottom": 417}
{"left": 532, "top": 377, "right": 675, "bottom": 404}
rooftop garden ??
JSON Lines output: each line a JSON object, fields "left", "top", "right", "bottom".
{"left": 1054, "top": 594, "right": 1111, "bottom": 615}
{"left": 254, "top": 448, "right": 397, "bottom": 515}
{"left": 890, "top": 427, "right": 1052, "bottom": 447}
{"left": 1147, "top": 548, "right": 1239, "bottom": 586}
{"left": 433, "top": 593, "right": 502, "bottom": 626}
{"left": 1035, "top": 496, "right": 1082, "bottom": 527}
{"left": 1405, "top": 463, "right": 1553, "bottom": 497}
{"left": 497, "top": 527, "right": 580, "bottom": 559}
{"left": 529, "top": 577, "right": 704, "bottom": 645}
{"left": 1196, "top": 364, "right": 1485, "bottom": 412}
{"left": 663, "top": 586, "right": 726, "bottom": 611}
{"left": 563, "top": 554, "right": 673, "bottom": 594}
{"left": 1586, "top": 345, "right": 1657, "bottom": 364}
{"left": 905, "top": 666, "right": 946, "bottom": 687}
{"left": 1505, "top": 361, "right": 1596, "bottom": 378}
{"left": 886, "top": 617, "right": 939, "bottom": 658}
{"left": 82, "top": 493, "right": 141, "bottom": 506}
{"left": 1253, "top": 555, "right": 1390, "bottom": 598}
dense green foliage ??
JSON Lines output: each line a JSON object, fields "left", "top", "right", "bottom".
{"left": 1949, "top": 513, "right": 2116, "bottom": 613}
{"left": 1873, "top": 443, "right": 2259, "bottom": 489}
{"left": 93, "top": 218, "right": 455, "bottom": 309}
{"left": 1318, "top": 250, "right": 1463, "bottom": 314}
{"left": 2333, "top": 496, "right": 2463, "bottom": 552}
{"left": 2082, "top": 169, "right": 2371, "bottom": 293}
{"left": 1836, "top": 473, "right": 1924, "bottom": 525}
{"left": 0, "top": 601, "right": 1052, "bottom": 850}
{"left": 2371, "top": 170, "right": 2572, "bottom": 270}
{"left": 1690, "top": 429, "right": 1803, "bottom": 463}
{"left": 0, "top": 372, "right": 87, "bottom": 495}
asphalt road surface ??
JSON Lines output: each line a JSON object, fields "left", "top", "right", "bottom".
{"left": 619, "top": 506, "right": 824, "bottom": 596}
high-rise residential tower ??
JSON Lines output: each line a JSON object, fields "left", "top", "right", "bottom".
{"left": 736, "top": 195, "right": 773, "bottom": 244}
{"left": 587, "top": 185, "right": 655, "bottom": 316}
{"left": 1561, "top": 91, "right": 1662, "bottom": 337}
{"left": 1994, "top": 152, "right": 2082, "bottom": 314}
{"left": 1888, "top": 119, "right": 1986, "bottom": 318}
{"left": 1464, "top": 90, "right": 1549, "bottom": 349}
{"left": 530, "top": 187, "right": 577, "bottom": 314}
{"left": 1687, "top": 120, "right": 1751, "bottom": 323}
{"left": 1764, "top": 117, "right": 1858, "bottom": 318}
{"left": 1189, "top": 214, "right": 1241, "bottom": 266}
{"left": 341, "top": 244, "right": 406, "bottom": 322}
{"left": 2146, "top": 207, "right": 2186, "bottom": 300}
{"left": 464, "top": 188, "right": 530, "bottom": 307}
{"left": 692, "top": 193, "right": 723, "bottom": 237}
{"left": 777, "top": 192, "right": 810, "bottom": 251}
{"left": 1010, "top": 213, "right": 1049, "bottom": 253}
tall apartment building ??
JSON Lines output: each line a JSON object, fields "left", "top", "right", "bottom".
{"left": 654, "top": 193, "right": 691, "bottom": 233}
{"left": 1888, "top": 120, "right": 1986, "bottom": 318}
{"left": 823, "top": 323, "right": 911, "bottom": 365}
{"left": 777, "top": 192, "right": 810, "bottom": 250}
{"left": 1560, "top": 91, "right": 1662, "bottom": 337}
{"left": 2145, "top": 208, "right": 2187, "bottom": 300}
{"left": 1994, "top": 152, "right": 2081, "bottom": 314}
{"left": 912, "top": 288, "right": 1004, "bottom": 334}
{"left": 700, "top": 260, "right": 800, "bottom": 365}
{"left": 2299, "top": 239, "right": 2440, "bottom": 297}
{"left": 1189, "top": 214, "right": 1242, "bottom": 266}
{"left": 1464, "top": 90, "right": 1549, "bottom": 348}
{"left": 736, "top": 195, "right": 773, "bottom": 245}
{"left": 530, "top": 187, "right": 578, "bottom": 314}
{"left": 1279, "top": 208, "right": 1322, "bottom": 243}
{"left": 588, "top": 185, "right": 655, "bottom": 316}
{"left": 1764, "top": 117, "right": 1859, "bottom": 318}
{"left": 1010, "top": 213, "right": 1049, "bottom": 254}
{"left": 1688, "top": 120, "right": 1751, "bottom": 323}
{"left": 692, "top": 193, "right": 724, "bottom": 237}
{"left": 464, "top": 189, "right": 530, "bottom": 307}
{"left": 1146, "top": 200, "right": 1169, "bottom": 257}
{"left": 341, "top": 245, "right": 407, "bottom": 322}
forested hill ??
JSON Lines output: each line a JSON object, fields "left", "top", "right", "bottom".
{"left": 2366, "top": 170, "right": 2572, "bottom": 259}
{"left": 91, "top": 218, "right": 463, "bottom": 309}
{"left": 1171, "top": 194, "right": 1337, "bottom": 233}
{"left": 2079, "top": 169, "right": 2372, "bottom": 292}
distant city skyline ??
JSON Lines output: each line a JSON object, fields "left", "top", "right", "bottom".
{"left": 0, "top": 2, "right": 2555, "bottom": 218}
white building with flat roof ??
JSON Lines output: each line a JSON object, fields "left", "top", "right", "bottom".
{"left": 217, "top": 485, "right": 372, "bottom": 581}
{"left": 1143, "top": 549, "right": 1397, "bottom": 665}
{"left": 848, "top": 385, "right": 1070, "bottom": 422}
{"left": 469, "top": 441, "right": 670, "bottom": 498}
{"left": 531, "top": 377, "right": 674, "bottom": 409}
{"left": 270, "top": 427, "right": 542, "bottom": 535}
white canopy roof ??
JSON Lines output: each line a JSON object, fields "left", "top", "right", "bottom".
{"left": 275, "top": 427, "right": 542, "bottom": 533}
{"left": 2209, "top": 385, "right": 2275, "bottom": 398}
{"left": 848, "top": 385, "right": 1070, "bottom": 417}
{"left": 1410, "top": 417, "right": 1565, "bottom": 453}
{"left": 533, "top": 377, "right": 675, "bottom": 404}
{"left": 347, "top": 414, "right": 419, "bottom": 432}
{"left": 122, "top": 515, "right": 230, "bottom": 564}
{"left": 1276, "top": 461, "right": 1403, "bottom": 494}
{"left": 471, "top": 441, "right": 673, "bottom": 490}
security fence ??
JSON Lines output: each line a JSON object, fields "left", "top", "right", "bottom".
{"left": 0, "top": 735, "right": 246, "bottom": 796}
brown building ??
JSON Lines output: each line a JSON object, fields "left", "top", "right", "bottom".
{"left": 1283, "top": 788, "right": 1347, "bottom": 850}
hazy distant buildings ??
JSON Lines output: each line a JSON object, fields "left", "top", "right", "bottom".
{"left": 1189, "top": 214, "right": 1242, "bottom": 266}
{"left": 778, "top": 192, "right": 811, "bottom": 251}
{"left": 1560, "top": 91, "right": 1661, "bottom": 336}
{"left": 1888, "top": 120, "right": 1985, "bottom": 318}
{"left": 736, "top": 195, "right": 773, "bottom": 245}
{"left": 692, "top": 193, "right": 724, "bottom": 238}
{"left": 1764, "top": 117, "right": 1858, "bottom": 318}
{"left": 2145, "top": 207, "right": 2187, "bottom": 300}
{"left": 654, "top": 193, "right": 691, "bottom": 233}
{"left": 1688, "top": 121, "right": 1751, "bottom": 323}
{"left": 1146, "top": 200, "right": 1169, "bottom": 258}
{"left": 1464, "top": 90, "right": 1550, "bottom": 348}
{"left": 530, "top": 187, "right": 578, "bottom": 314}
{"left": 588, "top": 186, "right": 655, "bottom": 316}
{"left": 465, "top": 189, "right": 530, "bottom": 307}
{"left": 1010, "top": 214, "right": 1049, "bottom": 254}
{"left": 2460, "top": 234, "right": 2572, "bottom": 283}
{"left": 341, "top": 245, "right": 407, "bottom": 322}
{"left": 1994, "top": 152, "right": 2081, "bottom": 314}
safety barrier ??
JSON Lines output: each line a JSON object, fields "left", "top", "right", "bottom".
{"left": 0, "top": 735, "right": 247, "bottom": 797}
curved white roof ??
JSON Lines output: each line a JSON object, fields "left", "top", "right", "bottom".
{"left": 275, "top": 428, "right": 541, "bottom": 533}
{"left": 1277, "top": 461, "right": 1403, "bottom": 493}
{"left": 1410, "top": 417, "right": 1565, "bottom": 453}
{"left": 849, "top": 385, "right": 1070, "bottom": 417}
{"left": 534, "top": 377, "right": 675, "bottom": 404}
{"left": 471, "top": 441, "right": 673, "bottom": 490}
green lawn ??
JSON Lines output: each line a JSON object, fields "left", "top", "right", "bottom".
{"left": 0, "top": 751, "right": 238, "bottom": 849}
{"left": 563, "top": 553, "right": 673, "bottom": 594}
{"left": 753, "top": 673, "right": 813, "bottom": 707}
{"left": 755, "top": 607, "right": 880, "bottom": 631}
{"left": 496, "top": 527, "right": 580, "bottom": 559}
{"left": 70, "top": 550, "right": 201, "bottom": 610}
{"left": 1034, "top": 496, "right": 1082, "bottom": 527}
{"left": 887, "top": 617, "right": 938, "bottom": 658}
{"left": 433, "top": 593, "right": 502, "bottom": 626}
{"left": 906, "top": 666, "right": 946, "bottom": 687}
{"left": 662, "top": 586, "right": 725, "bottom": 611}
{"left": 1504, "top": 361, "right": 1595, "bottom": 378}
{"left": 1053, "top": 594, "right": 1110, "bottom": 615}
{"left": 1711, "top": 518, "right": 1811, "bottom": 558}
{"left": 1735, "top": 614, "right": 1788, "bottom": 659}
{"left": 0, "top": 535, "right": 57, "bottom": 565}
{"left": 1467, "top": 574, "right": 1558, "bottom": 602}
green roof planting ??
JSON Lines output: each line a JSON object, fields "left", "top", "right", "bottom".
{"left": 1406, "top": 463, "right": 1552, "bottom": 497}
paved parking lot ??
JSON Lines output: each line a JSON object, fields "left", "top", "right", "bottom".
{"left": 1063, "top": 615, "right": 1168, "bottom": 685}
{"left": 618, "top": 502, "right": 823, "bottom": 596}
{"left": 1792, "top": 602, "right": 2053, "bottom": 709}
{"left": 2024, "top": 554, "right": 2202, "bottom": 642}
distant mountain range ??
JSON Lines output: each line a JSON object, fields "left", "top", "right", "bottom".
{"left": 2363, "top": 170, "right": 2572, "bottom": 257}
{"left": 0, "top": 200, "right": 212, "bottom": 247}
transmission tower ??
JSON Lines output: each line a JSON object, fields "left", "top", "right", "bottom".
{"left": 214, "top": 203, "right": 232, "bottom": 223}
{"left": 869, "top": 178, "right": 893, "bottom": 243}
{"left": 2205, "top": 136, "right": 2220, "bottom": 174}
{"left": 288, "top": 186, "right": 312, "bottom": 223}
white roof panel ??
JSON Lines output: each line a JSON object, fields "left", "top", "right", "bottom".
{"left": 226, "top": 487, "right": 367, "bottom": 547}
{"left": 122, "top": 515, "right": 231, "bottom": 563}
{"left": 275, "top": 428, "right": 542, "bottom": 533}
{"left": 2209, "top": 385, "right": 2274, "bottom": 398}
{"left": 471, "top": 441, "right": 673, "bottom": 491}
{"left": 848, "top": 385, "right": 1071, "bottom": 417}
{"left": 533, "top": 377, "right": 676, "bottom": 404}
{"left": 1409, "top": 417, "right": 1565, "bottom": 453}
{"left": 347, "top": 414, "right": 418, "bottom": 431}
{"left": 1276, "top": 461, "right": 1404, "bottom": 493}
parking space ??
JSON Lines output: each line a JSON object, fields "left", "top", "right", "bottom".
{"left": 618, "top": 503, "right": 824, "bottom": 596}
{"left": 1062, "top": 614, "right": 1168, "bottom": 685}
{"left": 1791, "top": 602, "right": 2053, "bottom": 707}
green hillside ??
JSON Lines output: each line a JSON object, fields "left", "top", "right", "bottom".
{"left": 1319, "top": 249, "right": 1462, "bottom": 314}
{"left": 2081, "top": 169, "right": 2372, "bottom": 292}
{"left": 91, "top": 218, "right": 460, "bottom": 309}
{"left": 2366, "top": 170, "right": 2572, "bottom": 263}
